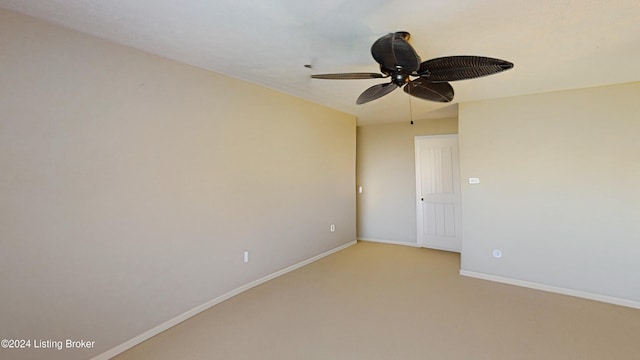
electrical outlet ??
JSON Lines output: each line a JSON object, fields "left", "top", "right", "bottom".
{"left": 243, "top": 251, "right": 249, "bottom": 263}
{"left": 330, "top": 224, "right": 336, "bottom": 232}
{"left": 492, "top": 249, "right": 503, "bottom": 258}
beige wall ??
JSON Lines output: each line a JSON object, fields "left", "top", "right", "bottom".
{"left": 459, "top": 82, "right": 640, "bottom": 302}
{"left": 356, "top": 118, "right": 458, "bottom": 244}
{"left": 0, "top": 9, "right": 355, "bottom": 360}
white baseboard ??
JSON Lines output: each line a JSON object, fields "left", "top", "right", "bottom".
{"left": 358, "top": 238, "right": 460, "bottom": 253}
{"left": 460, "top": 270, "right": 640, "bottom": 310}
{"left": 358, "top": 238, "right": 420, "bottom": 247}
{"left": 92, "top": 240, "right": 357, "bottom": 360}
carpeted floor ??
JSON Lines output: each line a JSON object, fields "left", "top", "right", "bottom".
{"left": 114, "top": 241, "right": 640, "bottom": 359}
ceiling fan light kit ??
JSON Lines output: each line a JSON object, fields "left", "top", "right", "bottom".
{"left": 311, "top": 31, "right": 513, "bottom": 105}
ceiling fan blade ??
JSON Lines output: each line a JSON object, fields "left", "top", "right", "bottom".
{"left": 404, "top": 78, "right": 454, "bottom": 102}
{"left": 311, "top": 73, "right": 385, "bottom": 80}
{"left": 371, "top": 32, "right": 421, "bottom": 73}
{"left": 356, "top": 82, "right": 399, "bottom": 105}
{"left": 418, "top": 56, "right": 514, "bottom": 82}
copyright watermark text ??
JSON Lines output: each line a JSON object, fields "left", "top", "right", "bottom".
{"left": 2, "top": 338, "right": 95, "bottom": 350}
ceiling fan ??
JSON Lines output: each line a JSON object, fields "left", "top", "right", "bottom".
{"left": 311, "top": 31, "right": 513, "bottom": 104}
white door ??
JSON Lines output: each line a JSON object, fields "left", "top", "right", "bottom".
{"left": 415, "top": 135, "right": 462, "bottom": 252}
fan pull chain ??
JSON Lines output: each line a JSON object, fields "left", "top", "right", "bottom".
{"left": 408, "top": 86, "right": 414, "bottom": 125}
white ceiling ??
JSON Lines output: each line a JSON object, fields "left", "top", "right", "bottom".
{"left": 2, "top": 0, "right": 639, "bottom": 124}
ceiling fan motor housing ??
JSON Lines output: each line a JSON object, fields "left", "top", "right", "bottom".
{"left": 392, "top": 69, "right": 410, "bottom": 86}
